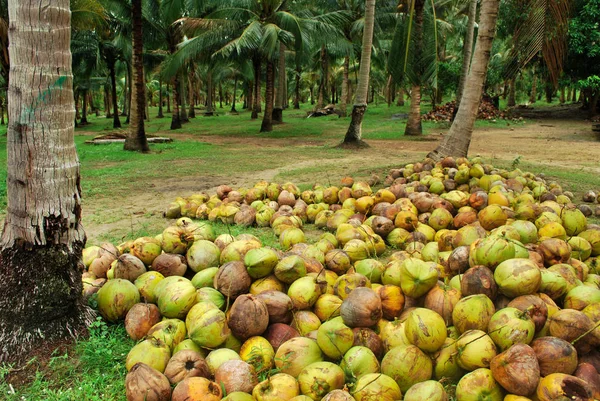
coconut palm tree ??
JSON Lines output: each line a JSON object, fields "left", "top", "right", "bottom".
{"left": 124, "top": 0, "right": 150, "bottom": 152}
{"left": 455, "top": 0, "right": 477, "bottom": 111}
{"left": 340, "top": 0, "right": 376, "bottom": 147}
{"left": 1, "top": 0, "right": 91, "bottom": 363}
{"left": 427, "top": 0, "right": 501, "bottom": 160}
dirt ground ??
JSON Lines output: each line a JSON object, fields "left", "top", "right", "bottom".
{"left": 82, "top": 117, "right": 600, "bottom": 244}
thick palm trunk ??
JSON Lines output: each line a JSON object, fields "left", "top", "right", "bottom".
{"left": 294, "top": 65, "right": 301, "bottom": 109}
{"left": 81, "top": 89, "right": 88, "bottom": 125}
{"left": 246, "top": 81, "right": 253, "bottom": 111}
{"left": 261, "top": 60, "right": 275, "bottom": 133}
{"left": 206, "top": 70, "right": 214, "bottom": 116}
{"left": 125, "top": 0, "right": 149, "bottom": 152}
{"left": 157, "top": 79, "right": 164, "bottom": 118}
{"left": 188, "top": 72, "right": 196, "bottom": 118}
{"left": 559, "top": 86, "right": 565, "bottom": 104}
{"left": 317, "top": 45, "right": 327, "bottom": 109}
{"left": 404, "top": 0, "right": 425, "bottom": 136}
{"left": 340, "top": 55, "right": 350, "bottom": 117}
{"left": 341, "top": 0, "right": 375, "bottom": 147}
{"left": 180, "top": 71, "right": 188, "bottom": 123}
{"left": 166, "top": 83, "right": 171, "bottom": 113}
{"left": 231, "top": 77, "right": 238, "bottom": 113}
{"left": 273, "top": 44, "right": 285, "bottom": 123}
{"left": 530, "top": 72, "right": 537, "bottom": 103}
{"left": 405, "top": 84, "right": 423, "bottom": 135}
{"left": 125, "top": 63, "right": 132, "bottom": 124}
{"left": 252, "top": 57, "right": 261, "bottom": 119}
{"left": 427, "top": 0, "right": 501, "bottom": 160}
{"left": 571, "top": 87, "right": 577, "bottom": 102}
{"left": 219, "top": 83, "right": 223, "bottom": 109}
{"left": 507, "top": 77, "right": 516, "bottom": 107}
{"left": 0, "top": 99, "right": 4, "bottom": 124}
{"left": 170, "top": 75, "right": 181, "bottom": 129}
{"left": 397, "top": 87, "right": 405, "bottom": 106}
{"left": 1, "top": 0, "right": 91, "bottom": 363}
{"left": 456, "top": 0, "right": 478, "bottom": 107}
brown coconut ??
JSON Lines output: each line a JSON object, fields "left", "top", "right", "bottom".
{"left": 228, "top": 294, "right": 270, "bottom": 340}
{"left": 352, "top": 327, "right": 384, "bottom": 360}
{"left": 111, "top": 254, "right": 147, "bottom": 281}
{"left": 125, "top": 303, "right": 162, "bottom": 341}
{"left": 549, "top": 309, "right": 597, "bottom": 353}
{"left": 460, "top": 265, "right": 497, "bottom": 300}
{"left": 89, "top": 253, "right": 115, "bottom": 278}
{"left": 214, "top": 261, "right": 252, "bottom": 298}
{"left": 340, "top": 287, "right": 382, "bottom": 328}
{"left": 172, "top": 377, "right": 222, "bottom": 401}
{"left": 424, "top": 283, "right": 461, "bottom": 326}
{"left": 575, "top": 363, "right": 600, "bottom": 399}
{"left": 256, "top": 290, "right": 294, "bottom": 324}
{"left": 531, "top": 336, "right": 579, "bottom": 376}
{"left": 508, "top": 295, "right": 548, "bottom": 333}
{"left": 151, "top": 253, "right": 187, "bottom": 277}
{"left": 490, "top": 343, "right": 540, "bottom": 396}
{"left": 264, "top": 323, "right": 300, "bottom": 351}
{"left": 125, "top": 362, "right": 171, "bottom": 401}
{"left": 215, "top": 359, "right": 258, "bottom": 394}
{"left": 536, "top": 373, "right": 593, "bottom": 401}
{"left": 164, "top": 350, "right": 210, "bottom": 385}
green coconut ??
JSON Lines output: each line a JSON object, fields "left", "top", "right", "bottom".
{"left": 455, "top": 368, "right": 503, "bottom": 401}
{"left": 275, "top": 255, "right": 307, "bottom": 284}
{"left": 339, "top": 346, "right": 380, "bottom": 381}
{"left": 147, "top": 318, "right": 187, "bottom": 350}
{"left": 405, "top": 307, "right": 448, "bottom": 353}
{"left": 245, "top": 247, "right": 280, "bottom": 279}
{"left": 157, "top": 278, "right": 197, "bottom": 319}
{"left": 125, "top": 337, "right": 171, "bottom": 372}
{"left": 298, "top": 362, "right": 345, "bottom": 400}
{"left": 494, "top": 258, "right": 541, "bottom": 298}
{"left": 196, "top": 287, "right": 226, "bottom": 309}
{"left": 274, "top": 337, "right": 323, "bottom": 377}
{"left": 134, "top": 271, "right": 165, "bottom": 303}
{"left": 351, "top": 373, "right": 402, "bottom": 401}
{"left": 488, "top": 307, "right": 535, "bottom": 351}
{"left": 288, "top": 276, "right": 322, "bottom": 310}
{"left": 96, "top": 279, "right": 140, "bottom": 322}
{"left": 561, "top": 208, "right": 587, "bottom": 236}
{"left": 456, "top": 330, "right": 498, "bottom": 370}
{"left": 452, "top": 294, "right": 496, "bottom": 334}
{"left": 186, "top": 303, "right": 230, "bottom": 348}
{"left": 404, "top": 380, "right": 448, "bottom": 401}
{"left": 316, "top": 317, "right": 354, "bottom": 359}
{"left": 205, "top": 348, "right": 242, "bottom": 375}
{"left": 469, "top": 236, "right": 516, "bottom": 269}
{"left": 381, "top": 344, "right": 432, "bottom": 392}
{"left": 280, "top": 228, "right": 306, "bottom": 250}
{"left": 539, "top": 269, "right": 569, "bottom": 300}
{"left": 130, "top": 237, "right": 162, "bottom": 266}
{"left": 191, "top": 267, "right": 219, "bottom": 289}
{"left": 399, "top": 258, "right": 439, "bottom": 298}
{"left": 186, "top": 240, "right": 221, "bottom": 273}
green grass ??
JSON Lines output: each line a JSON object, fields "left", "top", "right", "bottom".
{"left": 0, "top": 318, "right": 133, "bottom": 401}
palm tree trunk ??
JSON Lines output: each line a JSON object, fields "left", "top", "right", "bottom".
{"left": 1, "top": 0, "right": 91, "bottom": 362}
{"left": 206, "top": 70, "right": 214, "bottom": 116}
{"left": 81, "top": 89, "right": 88, "bottom": 125}
{"left": 179, "top": 70, "right": 188, "bottom": 123}
{"left": 507, "top": 77, "right": 516, "bottom": 107}
{"left": 273, "top": 43, "right": 285, "bottom": 123}
{"left": 260, "top": 60, "right": 275, "bottom": 133}
{"left": 219, "top": 83, "right": 223, "bottom": 109}
{"left": 530, "top": 72, "right": 537, "bottom": 103}
{"left": 247, "top": 81, "right": 253, "bottom": 111}
{"left": 231, "top": 77, "right": 238, "bottom": 113}
{"left": 0, "top": 99, "right": 4, "bottom": 125}
{"left": 341, "top": 0, "right": 376, "bottom": 147}
{"left": 74, "top": 91, "right": 80, "bottom": 127}
{"left": 404, "top": 0, "right": 425, "bottom": 136}
{"left": 317, "top": 45, "right": 327, "bottom": 109}
{"left": 252, "top": 56, "right": 261, "bottom": 119}
{"left": 166, "top": 83, "right": 171, "bottom": 113}
{"left": 571, "top": 87, "right": 577, "bottom": 102}
{"left": 397, "top": 87, "right": 405, "bottom": 106}
{"left": 294, "top": 65, "right": 301, "bottom": 109}
{"left": 108, "top": 63, "right": 121, "bottom": 129}
{"left": 125, "top": 0, "right": 149, "bottom": 152}
{"left": 125, "top": 63, "right": 132, "bottom": 123}
{"left": 170, "top": 75, "right": 181, "bottom": 129}
{"left": 559, "top": 86, "right": 565, "bottom": 104}
{"left": 456, "top": 0, "right": 478, "bottom": 107}
{"left": 427, "top": 0, "right": 501, "bottom": 160}
{"left": 157, "top": 79, "right": 164, "bottom": 118}
{"left": 339, "top": 55, "right": 350, "bottom": 117}
{"left": 188, "top": 71, "right": 196, "bottom": 118}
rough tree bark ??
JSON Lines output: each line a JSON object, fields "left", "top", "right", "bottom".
{"left": 231, "top": 77, "right": 238, "bottom": 113}
{"left": 273, "top": 43, "right": 285, "bottom": 123}
{"left": 252, "top": 57, "right": 261, "bottom": 119}
{"left": 339, "top": 55, "right": 350, "bottom": 117}
{"left": 1, "top": 0, "right": 92, "bottom": 363}
{"left": 294, "top": 65, "right": 301, "bottom": 109}
{"left": 260, "top": 60, "right": 275, "bottom": 133}
{"left": 341, "top": 0, "right": 375, "bottom": 147}
{"left": 205, "top": 70, "right": 214, "bottom": 116}
{"left": 427, "top": 0, "right": 501, "bottom": 160}
{"left": 124, "top": 0, "right": 149, "bottom": 152}
{"left": 166, "top": 83, "right": 171, "bottom": 113}
{"left": 157, "top": 79, "right": 164, "bottom": 118}
{"left": 456, "top": 0, "right": 478, "bottom": 109}
{"left": 170, "top": 75, "right": 181, "bottom": 129}
{"left": 188, "top": 68, "right": 196, "bottom": 118}
{"left": 404, "top": 0, "right": 425, "bottom": 136}
{"left": 179, "top": 70, "right": 188, "bottom": 123}
{"left": 317, "top": 45, "right": 327, "bottom": 109}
